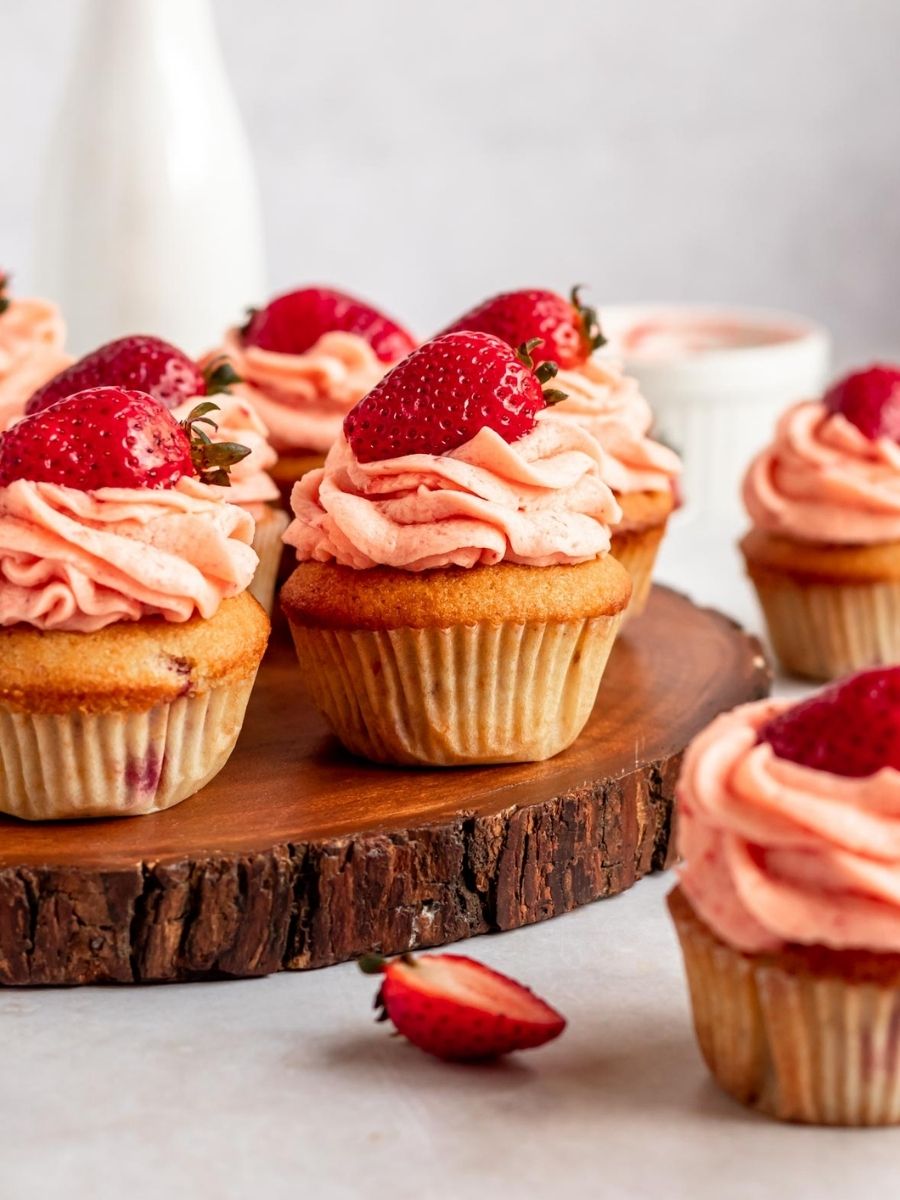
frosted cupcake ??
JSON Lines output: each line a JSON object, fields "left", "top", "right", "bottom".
{"left": 742, "top": 365, "right": 900, "bottom": 679}
{"left": 25, "top": 333, "right": 287, "bottom": 614}
{"left": 0, "top": 386, "right": 268, "bottom": 820}
{"left": 0, "top": 271, "right": 71, "bottom": 429}
{"left": 440, "top": 287, "right": 680, "bottom": 615}
{"left": 281, "top": 331, "right": 631, "bottom": 766}
{"left": 206, "top": 286, "right": 416, "bottom": 501}
{"left": 669, "top": 667, "right": 900, "bottom": 1125}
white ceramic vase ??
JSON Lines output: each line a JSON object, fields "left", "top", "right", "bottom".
{"left": 33, "top": 0, "right": 266, "bottom": 356}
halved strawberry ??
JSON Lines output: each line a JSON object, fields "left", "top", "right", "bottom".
{"left": 25, "top": 335, "right": 238, "bottom": 416}
{"left": 0, "top": 388, "right": 248, "bottom": 491}
{"left": 343, "top": 331, "right": 563, "bottom": 463}
{"left": 359, "top": 951, "right": 566, "bottom": 1061}
{"left": 823, "top": 364, "right": 900, "bottom": 441}
{"left": 758, "top": 666, "right": 900, "bottom": 778}
{"left": 439, "top": 286, "right": 605, "bottom": 370}
{"left": 241, "top": 286, "right": 415, "bottom": 364}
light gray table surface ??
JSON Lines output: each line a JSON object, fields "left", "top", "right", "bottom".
{"left": 1, "top": 521, "right": 891, "bottom": 1199}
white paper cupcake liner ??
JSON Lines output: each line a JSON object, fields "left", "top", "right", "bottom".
{"left": 247, "top": 506, "right": 291, "bottom": 614}
{"left": 0, "top": 671, "right": 259, "bottom": 821}
{"left": 287, "top": 615, "right": 622, "bottom": 766}
{"left": 670, "top": 889, "right": 900, "bottom": 1125}
{"left": 610, "top": 523, "right": 667, "bottom": 620}
{"left": 748, "top": 570, "right": 900, "bottom": 680}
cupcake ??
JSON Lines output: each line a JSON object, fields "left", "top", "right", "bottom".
{"left": 742, "top": 365, "right": 900, "bottom": 680}
{"left": 281, "top": 331, "right": 631, "bottom": 766}
{"left": 440, "top": 287, "right": 680, "bottom": 615}
{"left": 0, "top": 386, "right": 269, "bottom": 820}
{"left": 24, "top": 333, "right": 287, "bottom": 613}
{"left": 0, "top": 271, "right": 71, "bottom": 429}
{"left": 669, "top": 667, "right": 900, "bottom": 1125}
{"left": 205, "top": 286, "right": 416, "bottom": 502}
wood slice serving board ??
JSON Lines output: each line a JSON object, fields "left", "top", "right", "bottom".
{"left": 0, "top": 586, "right": 769, "bottom": 987}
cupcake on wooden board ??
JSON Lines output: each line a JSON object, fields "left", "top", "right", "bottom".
{"left": 25, "top": 334, "right": 287, "bottom": 613}
{"left": 742, "top": 365, "right": 900, "bottom": 679}
{"left": 669, "top": 667, "right": 900, "bottom": 1125}
{"left": 205, "top": 286, "right": 416, "bottom": 502}
{"left": 0, "top": 270, "right": 71, "bottom": 430}
{"left": 0, "top": 386, "right": 269, "bottom": 820}
{"left": 440, "top": 288, "right": 680, "bottom": 616}
{"left": 281, "top": 330, "right": 631, "bottom": 767}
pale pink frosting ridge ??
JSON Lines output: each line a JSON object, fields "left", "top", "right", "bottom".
{"left": 677, "top": 699, "right": 900, "bottom": 954}
{"left": 0, "top": 297, "right": 72, "bottom": 430}
{"left": 171, "top": 394, "right": 279, "bottom": 510}
{"left": 743, "top": 400, "right": 900, "bottom": 544}
{"left": 0, "top": 477, "right": 258, "bottom": 632}
{"left": 205, "top": 328, "right": 396, "bottom": 455}
{"left": 284, "top": 411, "right": 622, "bottom": 571}
{"left": 550, "top": 357, "right": 681, "bottom": 494}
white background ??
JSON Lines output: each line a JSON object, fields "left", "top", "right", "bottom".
{"left": 3, "top": 0, "right": 900, "bottom": 359}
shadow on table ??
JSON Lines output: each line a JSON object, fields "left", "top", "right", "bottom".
{"left": 311, "top": 1025, "right": 766, "bottom": 1127}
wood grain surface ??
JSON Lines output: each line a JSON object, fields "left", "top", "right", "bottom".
{"left": 0, "top": 586, "right": 769, "bottom": 986}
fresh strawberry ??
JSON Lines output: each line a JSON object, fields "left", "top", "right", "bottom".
{"left": 823, "top": 365, "right": 900, "bottom": 441}
{"left": 439, "top": 286, "right": 605, "bottom": 370}
{"left": 0, "top": 388, "right": 248, "bottom": 491}
{"left": 359, "top": 952, "right": 566, "bottom": 1061}
{"left": 758, "top": 667, "right": 900, "bottom": 778}
{"left": 343, "top": 331, "right": 564, "bottom": 463}
{"left": 241, "top": 285, "right": 415, "bottom": 363}
{"left": 0, "top": 270, "right": 9, "bottom": 316}
{"left": 25, "top": 335, "right": 239, "bottom": 416}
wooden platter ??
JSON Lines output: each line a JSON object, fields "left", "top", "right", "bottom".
{"left": 0, "top": 586, "right": 769, "bottom": 986}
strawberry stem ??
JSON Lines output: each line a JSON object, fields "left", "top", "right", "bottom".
{"left": 515, "top": 340, "right": 568, "bottom": 407}
{"left": 570, "top": 285, "right": 606, "bottom": 353}
{"left": 203, "top": 356, "right": 242, "bottom": 395}
{"left": 239, "top": 306, "right": 259, "bottom": 339}
{"left": 0, "top": 272, "right": 9, "bottom": 316}
{"left": 180, "top": 401, "right": 251, "bottom": 487}
{"left": 358, "top": 953, "right": 386, "bottom": 975}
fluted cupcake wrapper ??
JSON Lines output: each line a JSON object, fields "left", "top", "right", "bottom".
{"left": 610, "top": 523, "right": 667, "bottom": 620}
{"left": 287, "top": 615, "right": 622, "bottom": 766}
{"left": 747, "top": 569, "right": 900, "bottom": 680}
{"left": 0, "top": 671, "right": 259, "bottom": 821}
{"left": 670, "top": 889, "right": 900, "bottom": 1126}
{"left": 248, "top": 506, "right": 291, "bottom": 614}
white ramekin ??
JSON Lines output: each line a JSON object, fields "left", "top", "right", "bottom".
{"left": 600, "top": 305, "right": 832, "bottom": 529}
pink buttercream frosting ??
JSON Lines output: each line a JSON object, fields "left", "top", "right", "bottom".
{"left": 0, "top": 477, "right": 257, "bottom": 632}
{"left": 205, "top": 328, "right": 396, "bottom": 455}
{"left": 743, "top": 400, "right": 900, "bottom": 544}
{"left": 677, "top": 699, "right": 900, "bottom": 954}
{"left": 283, "top": 411, "right": 622, "bottom": 570}
{"left": 0, "top": 297, "right": 72, "bottom": 430}
{"left": 550, "top": 357, "right": 681, "bottom": 494}
{"left": 171, "top": 394, "right": 279, "bottom": 510}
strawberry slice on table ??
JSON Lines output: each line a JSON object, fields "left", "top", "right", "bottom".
{"left": 0, "top": 387, "right": 248, "bottom": 491}
{"left": 343, "top": 330, "right": 565, "bottom": 463}
{"left": 359, "top": 952, "right": 566, "bottom": 1062}
{"left": 823, "top": 364, "right": 900, "bottom": 441}
{"left": 439, "top": 286, "right": 605, "bottom": 370}
{"left": 241, "top": 285, "right": 415, "bottom": 364}
{"left": 758, "top": 666, "right": 900, "bottom": 778}
{"left": 25, "top": 334, "right": 239, "bottom": 416}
